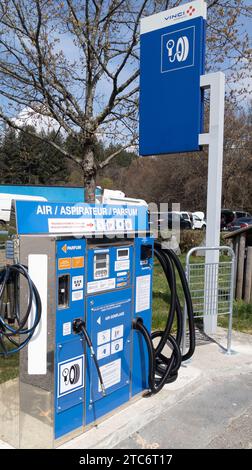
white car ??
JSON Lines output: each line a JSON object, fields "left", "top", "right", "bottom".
{"left": 0, "top": 193, "right": 47, "bottom": 229}
{"left": 192, "top": 212, "right": 206, "bottom": 230}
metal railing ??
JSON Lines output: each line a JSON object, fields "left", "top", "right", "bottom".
{"left": 182, "top": 245, "right": 235, "bottom": 356}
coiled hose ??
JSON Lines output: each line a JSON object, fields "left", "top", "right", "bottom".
{"left": 133, "top": 241, "right": 195, "bottom": 395}
{"left": 0, "top": 263, "right": 41, "bottom": 356}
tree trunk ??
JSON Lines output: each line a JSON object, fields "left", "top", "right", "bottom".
{"left": 82, "top": 143, "right": 97, "bottom": 203}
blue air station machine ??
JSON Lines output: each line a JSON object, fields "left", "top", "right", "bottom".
{"left": 0, "top": 197, "right": 195, "bottom": 448}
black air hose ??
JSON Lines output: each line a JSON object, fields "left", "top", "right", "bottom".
{"left": 0, "top": 264, "right": 41, "bottom": 356}
{"left": 73, "top": 318, "right": 106, "bottom": 396}
{"left": 133, "top": 241, "right": 195, "bottom": 395}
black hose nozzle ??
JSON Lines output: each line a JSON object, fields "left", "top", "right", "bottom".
{"left": 72, "top": 318, "right": 85, "bottom": 335}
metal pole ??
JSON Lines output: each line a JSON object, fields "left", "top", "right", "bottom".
{"left": 199, "top": 72, "right": 225, "bottom": 334}
{"left": 182, "top": 257, "right": 189, "bottom": 356}
{"left": 226, "top": 254, "right": 235, "bottom": 354}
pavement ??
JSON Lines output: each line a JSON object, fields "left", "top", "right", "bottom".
{"left": 1, "top": 327, "right": 252, "bottom": 449}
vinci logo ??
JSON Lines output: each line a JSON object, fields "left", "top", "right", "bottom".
{"left": 164, "top": 5, "right": 196, "bottom": 21}
{"left": 161, "top": 26, "right": 195, "bottom": 73}
{"left": 186, "top": 5, "right": 196, "bottom": 16}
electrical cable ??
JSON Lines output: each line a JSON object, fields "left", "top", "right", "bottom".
{"left": 72, "top": 318, "right": 106, "bottom": 396}
{"left": 133, "top": 241, "right": 195, "bottom": 395}
{"left": 0, "top": 263, "right": 41, "bottom": 356}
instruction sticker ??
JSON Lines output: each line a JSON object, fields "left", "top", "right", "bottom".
{"left": 97, "top": 329, "right": 111, "bottom": 346}
{"left": 136, "top": 275, "right": 151, "bottom": 313}
{"left": 63, "top": 322, "right": 71, "bottom": 336}
{"left": 72, "top": 290, "right": 83, "bottom": 301}
{"left": 111, "top": 338, "right": 123, "bottom": 355}
{"left": 72, "top": 256, "right": 84, "bottom": 268}
{"left": 87, "top": 278, "right": 116, "bottom": 294}
{"left": 49, "top": 218, "right": 95, "bottom": 233}
{"left": 98, "top": 358, "right": 121, "bottom": 392}
{"left": 72, "top": 275, "right": 84, "bottom": 290}
{"left": 124, "top": 219, "right": 133, "bottom": 231}
{"left": 111, "top": 324, "right": 124, "bottom": 340}
{"left": 115, "top": 260, "right": 130, "bottom": 271}
{"left": 58, "top": 258, "right": 71, "bottom": 270}
{"left": 58, "top": 355, "right": 84, "bottom": 397}
{"left": 97, "top": 343, "right": 111, "bottom": 360}
{"left": 115, "top": 219, "right": 125, "bottom": 231}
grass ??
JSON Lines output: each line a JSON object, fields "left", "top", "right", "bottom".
{"left": 0, "top": 353, "right": 19, "bottom": 384}
{"left": 152, "top": 254, "right": 252, "bottom": 335}
{"left": 152, "top": 256, "right": 185, "bottom": 331}
{"left": 218, "top": 301, "right": 252, "bottom": 335}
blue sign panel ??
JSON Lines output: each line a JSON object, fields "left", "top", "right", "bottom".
{"left": 14, "top": 201, "right": 148, "bottom": 235}
{"left": 139, "top": 1, "right": 206, "bottom": 155}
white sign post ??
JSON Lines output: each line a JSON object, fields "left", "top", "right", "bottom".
{"left": 199, "top": 72, "right": 225, "bottom": 334}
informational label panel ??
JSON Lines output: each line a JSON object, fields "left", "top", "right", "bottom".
{"left": 98, "top": 359, "right": 121, "bottom": 392}
{"left": 87, "top": 278, "right": 116, "bottom": 294}
{"left": 140, "top": 0, "right": 206, "bottom": 155}
{"left": 136, "top": 275, "right": 151, "bottom": 313}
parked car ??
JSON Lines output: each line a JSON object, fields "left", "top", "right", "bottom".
{"left": 221, "top": 209, "right": 251, "bottom": 230}
{"left": 180, "top": 211, "right": 192, "bottom": 225}
{"left": 0, "top": 193, "right": 47, "bottom": 229}
{"left": 162, "top": 212, "right": 192, "bottom": 230}
{"left": 150, "top": 211, "right": 192, "bottom": 232}
{"left": 227, "top": 217, "right": 252, "bottom": 231}
{"left": 193, "top": 211, "right": 205, "bottom": 221}
{"left": 234, "top": 211, "right": 251, "bottom": 219}
{"left": 192, "top": 214, "right": 206, "bottom": 230}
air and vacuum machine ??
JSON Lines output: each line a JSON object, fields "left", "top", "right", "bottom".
{"left": 0, "top": 198, "right": 195, "bottom": 448}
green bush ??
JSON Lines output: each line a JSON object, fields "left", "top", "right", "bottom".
{"left": 179, "top": 230, "right": 205, "bottom": 253}
{"left": 178, "top": 230, "right": 227, "bottom": 254}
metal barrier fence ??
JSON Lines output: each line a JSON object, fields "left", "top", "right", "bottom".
{"left": 182, "top": 246, "right": 235, "bottom": 356}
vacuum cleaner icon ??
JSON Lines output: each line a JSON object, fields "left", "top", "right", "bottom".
{"left": 166, "top": 35, "right": 189, "bottom": 63}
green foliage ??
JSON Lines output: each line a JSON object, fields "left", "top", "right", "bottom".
{"left": 153, "top": 255, "right": 252, "bottom": 334}
{"left": 0, "top": 127, "right": 68, "bottom": 185}
{"left": 99, "top": 177, "right": 114, "bottom": 189}
{"left": 178, "top": 230, "right": 205, "bottom": 254}
{"left": 0, "top": 127, "right": 137, "bottom": 188}
{"left": 110, "top": 147, "right": 137, "bottom": 168}
{"left": 0, "top": 352, "right": 19, "bottom": 384}
{"left": 98, "top": 144, "right": 137, "bottom": 168}
{"left": 178, "top": 230, "right": 227, "bottom": 254}
{"left": 218, "top": 301, "right": 252, "bottom": 334}
{"left": 152, "top": 257, "right": 186, "bottom": 331}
